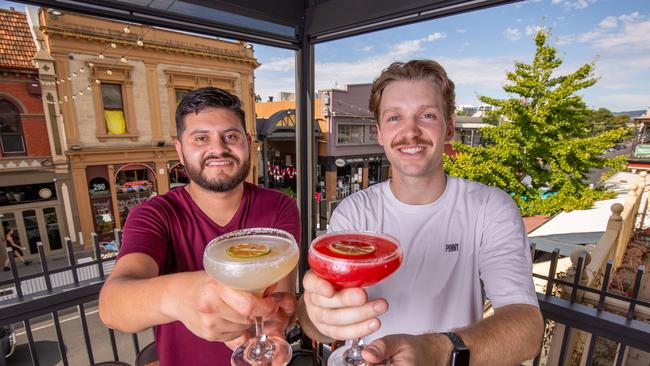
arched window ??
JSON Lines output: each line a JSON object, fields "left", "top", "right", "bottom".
{"left": 0, "top": 100, "right": 26, "bottom": 156}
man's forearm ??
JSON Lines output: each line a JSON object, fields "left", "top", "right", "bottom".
{"left": 99, "top": 272, "right": 191, "bottom": 333}
{"left": 296, "top": 295, "right": 337, "bottom": 344}
{"left": 456, "top": 304, "right": 544, "bottom": 365}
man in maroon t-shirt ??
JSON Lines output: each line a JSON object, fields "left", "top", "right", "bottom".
{"left": 98, "top": 87, "right": 300, "bottom": 366}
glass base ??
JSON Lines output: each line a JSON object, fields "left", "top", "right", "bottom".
{"left": 231, "top": 335, "right": 292, "bottom": 366}
{"left": 327, "top": 345, "right": 369, "bottom": 366}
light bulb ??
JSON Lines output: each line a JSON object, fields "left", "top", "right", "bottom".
{"left": 67, "top": 76, "right": 71, "bottom": 80}
{"left": 95, "top": 79, "right": 101, "bottom": 84}
{"left": 86, "top": 85, "right": 91, "bottom": 90}
{"left": 88, "top": 62, "right": 94, "bottom": 67}
{"left": 79, "top": 67, "right": 85, "bottom": 73}
{"left": 137, "top": 39, "right": 144, "bottom": 47}
{"left": 64, "top": 96, "right": 68, "bottom": 102}
{"left": 72, "top": 95, "right": 77, "bottom": 100}
{"left": 110, "top": 42, "right": 117, "bottom": 49}
{"left": 79, "top": 91, "right": 84, "bottom": 96}
{"left": 107, "top": 69, "right": 113, "bottom": 75}
{"left": 72, "top": 72, "right": 77, "bottom": 77}
{"left": 123, "top": 26, "right": 130, "bottom": 33}
{"left": 120, "top": 56, "right": 127, "bottom": 63}
{"left": 98, "top": 53, "right": 104, "bottom": 59}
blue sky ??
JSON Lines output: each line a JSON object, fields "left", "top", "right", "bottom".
{"left": 2, "top": 0, "right": 649, "bottom": 112}
{"left": 253, "top": 0, "right": 650, "bottom": 112}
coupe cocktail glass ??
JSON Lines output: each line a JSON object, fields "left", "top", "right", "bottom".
{"left": 308, "top": 231, "right": 402, "bottom": 366}
{"left": 204, "top": 228, "right": 299, "bottom": 366}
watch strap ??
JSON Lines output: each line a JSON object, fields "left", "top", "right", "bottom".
{"left": 443, "top": 332, "right": 470, "bottom": 366}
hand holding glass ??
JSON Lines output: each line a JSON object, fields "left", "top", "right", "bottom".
{"left": 308, "top": 231, "right": 402, "bottom": 366}
{"left": 204, "top": 228, "right": 299, "bottom": 365}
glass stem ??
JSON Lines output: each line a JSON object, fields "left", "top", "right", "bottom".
{"left": 254, "top": 316, "right": 267, "bottom": 341}
{"left": 348, "top": 337, "right": 363, "bottom": 358}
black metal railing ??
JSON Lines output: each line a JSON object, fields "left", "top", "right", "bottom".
{"left": 2, "top": 232, "right": 650, "bottom": 365}
{"left": 0, "top": 231, "right": 149, "bottom": 366}
{"left": 531, "top": 246, "right": 650, "bottom": 366}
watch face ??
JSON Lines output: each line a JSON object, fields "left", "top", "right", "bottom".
{"left": 451, "top": 350, "right": 470, "bottom": 366}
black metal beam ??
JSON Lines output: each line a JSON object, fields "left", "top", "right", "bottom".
{"left": 16, "top": 0, "right": 300, "bottom": 49}
{"left": 295, "top": 20, "right": 315, "bottom": 293}
{"left": 306, "top": 0, "right": 521, "bottom": 43}
{"left": 186, "top": 0, "right": 303, "bottom": 28}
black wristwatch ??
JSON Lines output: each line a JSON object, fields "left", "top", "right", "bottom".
{"left": 443, "top": 332, "right": 470, "bottom": 366}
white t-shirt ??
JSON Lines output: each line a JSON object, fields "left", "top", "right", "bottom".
{"left": 328, "top": 176, "right": 538, "bottom": 342}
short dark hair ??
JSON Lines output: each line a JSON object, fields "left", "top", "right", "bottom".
{"left": 175, "top": 87, "right": 246, "bottom": 137}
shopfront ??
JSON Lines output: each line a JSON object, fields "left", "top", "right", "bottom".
{"left": 0, "top": 182, "right": 66, "bottom": 257}
{"left": 68, "top": 147, "right": 179, "bottom": 247}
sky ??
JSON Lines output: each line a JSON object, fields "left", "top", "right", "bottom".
{"left": 2, "top": 0, "right": 649, "bottom": 112}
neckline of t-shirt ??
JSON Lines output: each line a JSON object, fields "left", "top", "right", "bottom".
{"left": 179, "top": 182, "right": 250, "bottom": 229}
{"left": 381, "top": 176, "right": 454, "bottom": 213}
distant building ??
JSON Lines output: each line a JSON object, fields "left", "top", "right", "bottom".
{"left": 455, "top": 104, "right": 498, "bottom": 117}
{"left": 453, "top": 116, "right": 493, "bottom": 147}
{"left": 628, "top": 107, "right": 650, "bottom": 172}
{"left": 0, "top": 8, "right": 73, "bottom": 261}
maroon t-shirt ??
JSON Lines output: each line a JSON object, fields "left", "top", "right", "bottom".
{"left": 118, "top": 182, "right": 300, "bottom": 366}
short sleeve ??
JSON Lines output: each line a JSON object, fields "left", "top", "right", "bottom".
{"left": 273, "top": 195, "right": 301, "bottom": 246}
{"left": 117, "top": 201, "right": 170, "bottom": 272}
{"left": 328, "top": 197, "right": 358, "bottom": 233}
{"left": 478, "top": 190, "right": 539, "bottom": 309}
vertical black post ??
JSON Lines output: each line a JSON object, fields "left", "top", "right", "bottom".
{"left": 263, "top": 138, "right": 269, "bottom": 187}
{"left": 6, "top": 248, "right": 23, "bottom": 300}
{"left": 92, "top": 233, "right": 105, "bottom": 279}
{"left": 296, "top": 19, "right": 315, "bottom": 293}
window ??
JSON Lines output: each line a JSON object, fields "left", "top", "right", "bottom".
{"left": 337, "top": 124, "right": 364, "bottom": 144}
{"left": 175, "top": 89, "right": 190, "bottom": 106}
{"left": 0, "top": 100, "right": 26, "bottom": 155}
{"left": 368, "top": 125, "right": 378, "bottom": 143}
{"left": 91, "top": 63, "right": 138, "bottom": 141}
{"left": 102, "top": 83, "right": 127, "bottom": 135}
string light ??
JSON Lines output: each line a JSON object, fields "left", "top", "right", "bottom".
{"left": 107, "top": 69, "right": 113, "bottom": 75}
{"left": 86, "top": 85, "right": 92, "bottom": 90}
{"left": 110, "top": 42, "right": 117, "bottom": 49}
{"left": 137, "top": 39, "right": 143, "bottom": 47}
{"left": 78, "top": 91, "right": 84, "bottom": 96}
{"left": 120, "top": 56, "right": 127, "bottom": 63}
{"left": 95, "top": 79, "right": 101, "bottom": 84}
{"left": 72, "top": 72, "right": 77, "bottom": 77}
{"left": 123, "top": 26, "right": 130, "bottom": 33}
{"left": 88, "top": 62, "right": 94, "bottom": 68}
{"left": 98, "top": 53, "right": 105, "bottom": 59}
{"left": 79, "top": 67, "right": 85, "bottom": 73}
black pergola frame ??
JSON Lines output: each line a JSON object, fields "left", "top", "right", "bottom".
{"left": 17, "top": 0, "right": 520, "bottom": 286}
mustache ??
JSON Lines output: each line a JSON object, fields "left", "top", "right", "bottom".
{"left": 202, "top": 152, "right": 240, "bottom": 166}
{"left": 391, "top": 136, "right": 433, "bottom": 149}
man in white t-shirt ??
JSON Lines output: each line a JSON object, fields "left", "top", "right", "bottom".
{"left": 298, "top": 60, "right": 543, "bottom": 365}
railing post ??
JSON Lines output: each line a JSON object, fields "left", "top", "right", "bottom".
{"left": 547, "top": 249, "right": 591, "bottom": 366}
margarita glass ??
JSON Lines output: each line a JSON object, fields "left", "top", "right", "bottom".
{"left": 308, "top": 231, "right": 402, "bottom": 366}
{"left": 204, "top": 228, "right": 299, "bottom": 366}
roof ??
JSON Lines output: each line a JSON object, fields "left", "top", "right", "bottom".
{"left": 0, "top": 9, "right": 37, "bottom": 69}
{"left": 256, "top": 99, "right": 323, "bottom": 120}
{"left": 330, "top": 84, "right": 373, "bottom": 118}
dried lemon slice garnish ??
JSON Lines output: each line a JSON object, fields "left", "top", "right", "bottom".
{"left": 328, "top": 240, "right": 375, "bottom": 256}
{"left": 226, "top": 243, "right": 271, "bottom": 258}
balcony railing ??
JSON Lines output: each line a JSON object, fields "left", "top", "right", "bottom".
{"left": 2, "top": 169, "right": 650, "bottom": 366}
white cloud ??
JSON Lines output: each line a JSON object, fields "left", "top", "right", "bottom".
{"left": 598, "top": 16, "right": 617, "bottom": 29}
{"left": 560, "top": 13, "right": 650, "bottom": 52}
{"left": 458, "top": 41, "right": 470, "bottom": 52}
{"left": 504, "top": 28, "right": 522, "bottom": 41}
{"left": 258, "top": 57, "right": 294, "bottom": 72}
{"left": 552, "top": 0, "right": 597, "bottom": 10}
{"left": 525, "top": 25, "right": 543, "bottom": 36}
{"left": 456, "top": 28, "right": 467, "bottom": 34}
{"left": 390, "top": 39, "right": 424, "bottom": 56}
{"left": 361, "top": 45, "right": 374, "bottom": 52}
{"left": 426, "top": 32, "right": 447, "bottom": 42}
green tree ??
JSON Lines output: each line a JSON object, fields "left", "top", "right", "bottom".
{"left": 586, "top": 108, "right": 633, "bottom": 138}
{"left": 444, "top": 30, "right": 628, "bottom": 216}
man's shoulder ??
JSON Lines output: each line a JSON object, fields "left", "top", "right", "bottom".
{"left": 247, "top": 183, "right": 296, "bottom": 207}
{"left": 131, "top": 187, "right": 188, "bottom": 216}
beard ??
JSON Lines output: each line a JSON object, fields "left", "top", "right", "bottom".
{"left": 184, "top": 152, "right": 251, "bottom": 192}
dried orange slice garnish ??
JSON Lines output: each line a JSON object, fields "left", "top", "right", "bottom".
{"left": 328, "top": 240, "right": 375, "bottom": 256}
{"left": 227, "top": 243, "right": 271, "bottom": 258}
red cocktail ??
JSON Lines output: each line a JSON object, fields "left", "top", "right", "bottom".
{"left": 308, "top": 231, "right": 402, "bottom": 366}
{"left": 308, "top": 232, "right": 402, "bottom": 289}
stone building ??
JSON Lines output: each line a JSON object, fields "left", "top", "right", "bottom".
{"left": 34, "top": 8, "right": 259, "bottom": 244}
